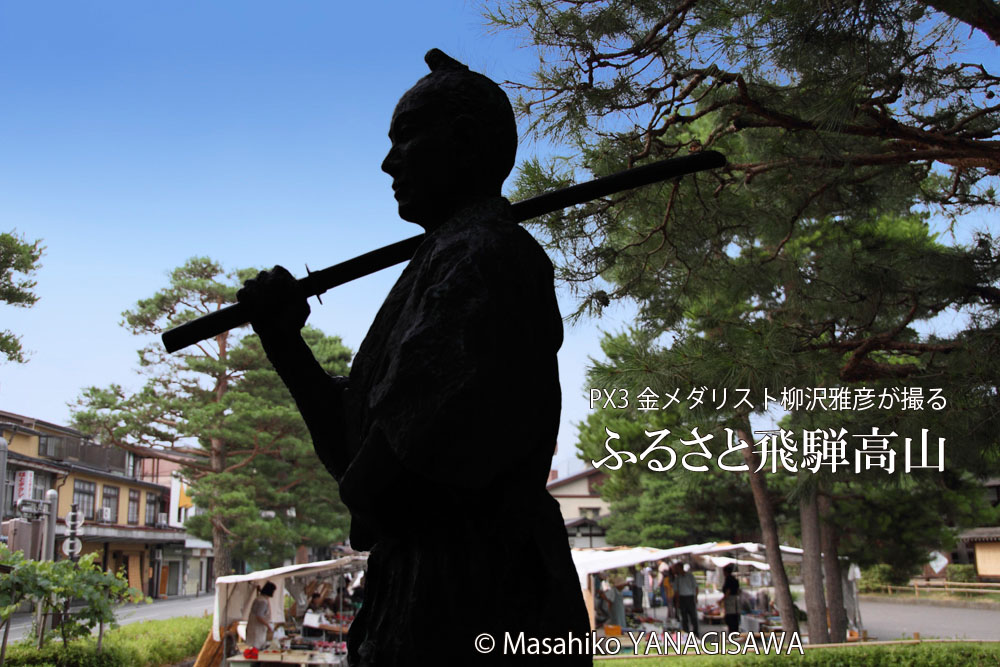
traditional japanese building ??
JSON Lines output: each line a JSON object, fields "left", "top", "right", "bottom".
{"left": 546, "top": 467, "right": 610, "bottom": 548}
{"left": 0, "top": 409, "right": 209, "bottom": 597}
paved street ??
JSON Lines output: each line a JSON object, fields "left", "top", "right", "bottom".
{"left": 635, "top": 595, "right": 1000, "bottom": 643}
{"left": 859, "top": 600, "right": 1000, "bottom": 641}
{"left": 5, "top": 593, "right": 215, "bottom": 644}
{"left": 6, "top": 593, "right": 1000, "bottom": 647}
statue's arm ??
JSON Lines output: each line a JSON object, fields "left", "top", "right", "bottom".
{"left": 237, "top": 266, "right": 355, "bottom": 478}
{"left": 259, "top": 332, "right": 354, "bottom": 478}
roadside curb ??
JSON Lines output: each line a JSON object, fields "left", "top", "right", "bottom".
{"left": 860, "top": 594, "right": 1000, "bottom": 611}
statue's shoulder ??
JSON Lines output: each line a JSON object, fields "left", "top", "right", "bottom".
{"left": 431, "top": 198, "right": 551, "bottom": 270}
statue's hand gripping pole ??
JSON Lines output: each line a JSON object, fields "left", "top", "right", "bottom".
{"left": 161, "top": 151, "right": 726, "bottom": 353}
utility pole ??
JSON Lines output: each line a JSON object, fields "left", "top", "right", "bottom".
{"left": 31, "top": 491, "right": 61, "bottom": 645}
{"left": 0, "top": 436, "right": 8, "bottom": 531}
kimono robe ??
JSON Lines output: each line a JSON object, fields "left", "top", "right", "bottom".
{"left": 316, "top": 198, "right": 590, "bottom": 665}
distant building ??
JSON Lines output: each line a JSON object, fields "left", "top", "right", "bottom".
{"left": 0, "top": 410, "right": 213, "bottom": 597}
{"left": 141, "top": 457, "right": 214, "bottom": 593}
{"left": 546, "top": 467, "right": 610, "bottom": 548}
{"left": 958, "top": 527, "right": 1000, "bottom": 581}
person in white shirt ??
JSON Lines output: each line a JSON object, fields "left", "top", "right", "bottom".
{"left": 672, "top": 563, "right": 699, "bottom": 635}
{"left": 246, "top": 581, "right": 277, "bottom": 649}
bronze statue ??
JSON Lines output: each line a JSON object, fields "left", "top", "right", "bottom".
{"left": 238, "top": 49, "right": 591, "bottom": 665}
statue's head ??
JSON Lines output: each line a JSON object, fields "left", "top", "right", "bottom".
{"left": 381, "top": 49, "right": 517, "bottom": 229}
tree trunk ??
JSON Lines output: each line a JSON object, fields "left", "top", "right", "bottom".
{"left": 799, "top": 485, "right": 829, "bottom": 644}
{"left": 208, "top": 410, "right": 230, "bottom": 581}
{"left": 737, "top": 423, "right": 799, "bottom": 634}
{"left": 209, "top": 330, "right": 232, "bottom": 582}
{"left": 212, "top": 521, "right": 232, "bottom": 580}
{"left": 818, "top": 493, "right": 847, "bottom": 642}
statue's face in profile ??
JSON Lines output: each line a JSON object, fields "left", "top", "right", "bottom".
{"left": 381, "top": 88, "right": 472, "bottom": 228}
{"left": 382, "top": 84, "right": 500, "bottom": 229}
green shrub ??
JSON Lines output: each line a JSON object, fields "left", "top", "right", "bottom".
{"left": 858, "top": 563, "right": 914, "bottom": 592}
{"left": 2, "top": 615, "right": 211, "bottom": 667}
{"left": 946, "top": 563, "right": 977, "bottom": 582}
{"left": 2, "top": 640, "right": 137, "bottom": 667}
{"left": 103, "top": 615, "right": 211, "bottom": 666}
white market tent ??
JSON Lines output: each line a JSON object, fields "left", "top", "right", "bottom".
{"left": 571, "top": 542, "right": 803, "bottom": 587}
{"left": 702, "top": 555, "right": 770, "bottom": 571}
{"left": 211, "top": 554, "right": 368, "bottom": 642}
{"left": 572, "top": 542, "right": 863, "bottom": 633}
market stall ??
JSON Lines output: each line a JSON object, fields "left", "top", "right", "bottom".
{"left": 572, "top": 541, "right": 863, "bottom": 643}
{"left": 571, "top": 542, "right": 810, "bottom": 634}
{"left": 209, "top": 554, "right": 367, "bottom": 666}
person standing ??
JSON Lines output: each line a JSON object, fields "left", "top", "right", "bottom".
{"left": 721, "top": 564, "right": 741, "bottom": 633}
{"left": 659, "top": 562, "right": 674, "bottom": 619}
{"left": 630, "top": 567, "right": 644, "bottom": 614}
{"left": 642, "top": 565, "right": 656, "bottom": 609}
{"left": 600, "top": 575, "right": 628, "bottom": 629}
{"left": 673, "top": 563, "right": 699, "bottom": 635}
{"left": 246, "top": 581, "right": 277, "bottom": 650}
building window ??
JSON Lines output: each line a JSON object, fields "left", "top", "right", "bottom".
{"left": 126, "top": 453, "right": 139, "bottom": 478}
{"left": 73, "top": 480, "right": 97, "bottom": 520}
{"left": 38, "top": 435, "right": 63, "bottom": 459}
{"left": 145, "top": 492, "right": 159, "bottom": 526}
{"left": 31, "top": 472, "right": 50, "bottom": 500}
{"left": 128, "top": 489, "right": 140, "bottom": 525}
{"left": 102, "top": 486, "right": 119, "bottom": 523}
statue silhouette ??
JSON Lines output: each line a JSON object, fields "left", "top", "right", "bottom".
{"left": 238, "top": 49, "right": 590, "bottom": 666}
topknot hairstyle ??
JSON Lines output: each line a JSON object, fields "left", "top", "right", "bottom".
{"left": 406, "top": 48, "right": 518, "bottom": 188}
{"left": 424, "top": 48, "right": 467, "bottom": 73}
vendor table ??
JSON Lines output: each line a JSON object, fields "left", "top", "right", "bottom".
{"left": 226, "top": 649, "right": 345, "bottom": 665}
{"left": 702, "top": 611, "right": 724, "bottom": 624}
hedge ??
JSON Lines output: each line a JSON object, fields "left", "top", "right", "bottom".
{"left": 946, "top": 564, "right": 977, "bottom": 583}
{"left": 2, "top": 615, "right": 211, "bottom": 667}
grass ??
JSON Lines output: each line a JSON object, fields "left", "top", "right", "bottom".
{"left": 598, "top": 640, "right": 1000, "bottom": 665}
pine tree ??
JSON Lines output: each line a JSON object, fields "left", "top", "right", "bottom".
{"left": 72, "top": 258, "right": 353, "bottom": 574}
{"left": 0, "top": 230, "right": 43, "bottom": 363}
{"left": 489, "top": 0, "right": 1000, "bottom": 637}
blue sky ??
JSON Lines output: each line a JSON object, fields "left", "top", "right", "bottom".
{"left": 0, "top": 1, "right": 624, "bottom": 477}
{"left": 3, "top": 3, "right": 996, "bottom": 483}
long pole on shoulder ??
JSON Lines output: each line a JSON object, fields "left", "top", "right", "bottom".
{"left": 162, "top": 151, "right": 726, "bottom": 353}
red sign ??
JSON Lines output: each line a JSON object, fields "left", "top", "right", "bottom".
{"left": 14, "top": 471, "right": 34, "bottom": 504}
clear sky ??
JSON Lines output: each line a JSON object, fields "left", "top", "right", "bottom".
{"left": 0, "top": 1, "right": 626, "bottom": 477}
{"left": 4, "top": 4, "right": 994, "bottom": 483}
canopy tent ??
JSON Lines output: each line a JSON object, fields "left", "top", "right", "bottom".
{"left": 571, "top": 541, "right": 803, "bottom": 587}
{"left": 681, "top": 541, "right": 803, "bottom": 563}
{"left": 571, "top": 542, "right": 863, "bottom": 633}
{"left": 211, "top": 554, "right": 368, "bottom": 641}
{"left": 701, "top": 555, "right": 771, "bottom": 571}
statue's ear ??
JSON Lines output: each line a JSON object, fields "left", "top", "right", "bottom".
{"left": 449, "top": 114, "right": 486, "bottom": 177}
{"left": 450, "top": 114, "right": 478, "bottom": 145}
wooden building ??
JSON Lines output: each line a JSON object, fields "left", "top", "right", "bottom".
{"left": 1, "top": 410, "right": 192, "bottom": 597}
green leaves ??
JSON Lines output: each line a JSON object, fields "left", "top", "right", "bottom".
{"left": 0, "top": 546, "right": 145, "bottom": 650}
{"left": 72, "top": 258, "right": 353, "bottom": 572}
{"left": 0, "top": 230, "right": 44, "bottom": 363}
